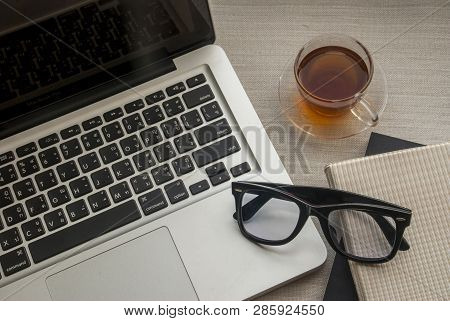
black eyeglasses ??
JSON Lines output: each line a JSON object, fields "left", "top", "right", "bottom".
{"left": 232, "top": 181, "right": 412, "bottom": 264}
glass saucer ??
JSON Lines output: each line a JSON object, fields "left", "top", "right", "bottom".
{"left": 278, "top": 53, "right": 388, "bottom": 139}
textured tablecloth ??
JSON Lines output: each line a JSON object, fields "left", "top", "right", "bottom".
{"left": 209, "top": 0, "right": 450, "bottom": 300}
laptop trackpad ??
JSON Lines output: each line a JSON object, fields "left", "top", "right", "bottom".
{"left": 46, "top": 227, "right": 198, "bottom": 300}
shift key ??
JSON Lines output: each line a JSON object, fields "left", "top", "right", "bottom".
{"left": 192, "top": 136, "right": 241, "bottom": 167}
{"left": 0, "top": 247, "right": 30, "bottom": 277}
{"left": 182, "top": 85, "right": 214, "bottom": 108}
{"left": 194, "top": 118, "right": 231, "bottom": 145}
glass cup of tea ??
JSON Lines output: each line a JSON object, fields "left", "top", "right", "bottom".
{"left": 279, "top": 34, "right": 388, "bottom": 139}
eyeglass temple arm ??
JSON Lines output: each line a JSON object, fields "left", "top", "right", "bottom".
{"left": 233, "top": 194, "right": 410, "bottom": 251}
{"left": 370, "top": 213, "right": 410, "bottom": 251}
{"left": 232, "top": 194, "right": 271, "bottom": 221}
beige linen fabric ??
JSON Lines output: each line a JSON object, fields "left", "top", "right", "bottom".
{"left": 209, "top": 0, "right": 450, "bottom": 300}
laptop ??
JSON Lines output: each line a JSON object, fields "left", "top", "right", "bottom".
{"left": 0, "top": 0, "right": 326, "bottom": 300}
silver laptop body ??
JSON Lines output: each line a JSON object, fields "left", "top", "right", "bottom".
{"left": 0, "top": 0, "right": 326, "bottom": 300}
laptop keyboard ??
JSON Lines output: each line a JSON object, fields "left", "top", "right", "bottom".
{"left": 0, "top": 72, "right": 252, "bottom": 282}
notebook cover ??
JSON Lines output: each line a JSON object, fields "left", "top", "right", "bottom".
{"left": 323, "top": 133, "right": 423, "bottom": 301}
{"left": 324, "top": 142, "right": 449, "bottom": 300}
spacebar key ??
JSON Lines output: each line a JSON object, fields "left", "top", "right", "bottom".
{"left": 29, "top": 200, "right": 141, "bottom": 264}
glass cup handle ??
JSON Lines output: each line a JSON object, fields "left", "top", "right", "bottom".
{"left": 352, "top": 98, "right": 380, "bottom": 126}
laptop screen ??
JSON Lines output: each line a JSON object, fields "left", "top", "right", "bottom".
{"left": 0, "top": 0, "right": 214, "bottom": 134}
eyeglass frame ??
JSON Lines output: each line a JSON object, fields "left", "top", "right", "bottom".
{"left": 232, "top": 181, "right": 412, "bottom": 264}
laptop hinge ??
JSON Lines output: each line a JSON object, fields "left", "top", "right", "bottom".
{"left": 0, "top": 58, "right": 176, "bottom": 140}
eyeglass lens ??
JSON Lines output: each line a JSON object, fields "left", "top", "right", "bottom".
{"left": 328, "top": 209, "right": 396, "bottom": 259}
{"left": 241, "top": 190, "right": 301, "bottom": 242}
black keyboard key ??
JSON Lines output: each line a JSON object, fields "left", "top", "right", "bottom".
{"left": 164, "top": 180, "right": 189, "bottom": 205}
{"left": 109, "top": 181, "right": 132, "bottom": 203}
{"left": 25, "top": 195, "right": 48, "bottom": 217}
{"left": 78, "top": 152, "right": 101, "bottom": 173}
{"left": 162, "top": 97, "right": 185, "bottom": 117}
{"left": 181, "top": 110, "right": 203, "bottom": 130}
{"left": 88, "top": 190, "right": 110, "bottom": 212}
{"left": 48, "top": 186, "right": 71, "bottom": 207}
{"left": 82, "top": 116, "right": 103, "bottom": 131}
{"left": 56, "top": 160, "right": 80, "bottom": 182}
{"left": 35, "top": 169, "right": 58, "bottom": 191}
{"left": 102, "top": 121, "right": 124, "bottom": 142}
{"left": 140, "top": 127, "right": 163, "bottom": 147}
{"left": 194, "top": 118, "right": 232, "bottom": 145}
{"left": 44, "top": 209, "right": 67, "bottom": 231}
{"left": 21, "top": 218, "right": 45, "bottom": 241}
{"left": 210, "top": 171, "right": 231, "bottom": 186}
{"left": 130, "top": 173, "right": 153, "bottom": 194}
{"left": 112, "top": 159, "right": 135, "bottom": 180}
{"left": 3, "top": 204, "right": 26, "bottom": 226}
{"left": 103, "top": 107, "right": 124, "bottom": 122}
{"left": 0, "top": 187, "right": 14, "bottom": 210}
{"left": 120, "top": 135, "right": 142, "bottom": 156}
{"left": 69, "top": 176, "right": 92, "bottom": 198}
{"left": 0, "top": 151, "right": 15, "bottom": 166}
{"left": 205, "top": 162, "right": 226, "bottom": 177}
{"left": 145, "top": 90, "right": 165, "bottom": 105}
{"left": 161, "top": 118, "right": 183, "bottom": 138}
{"left": 230, "top": 162, "right": 251, "bottom": 177}
{"left": 201, "top": 101, "right": 223, "bottom": 121}
{"left": 81, "top": 130, "right": 104, "bottom": 151}
{"left": 124, "top": 99, "right": 145, "bottom": 113}
{"left": 174, "top": 133, "right": 197, "bottom": 154}
{"left": 166, "top": 82, "right": 186, "bottom": 96}
{"left": 29, "top": 200, "right": 141, "bottom": 263}
{"left": 66, "top": 199, "right": 89, "bottom": 222}
{"left": 60, "top": 125, "right": 81, "bottom": 140}
{"left": 16, "top": 142, "right": 37, "bottom": 158}
{"left": 182, "top": 85, "right": 214, "bottom": 109}
{"left": 192, "top": 136, "right": 241, "bottom": 167}
{"left": 60, "top": 138, "right": 83, "bottom": 160}
{"left": 138, "top": 189, "right": 168, "bottom": 215}
{"left": 38, "top": 134, "right": 59, "bottom": 149}
{"left": 122, "top": 113, "right": 145, "bottom": 134}
{"left": 0, "top": 164, "right": 17, "bottom": 186}
{"left": 99, "top": 143, "right": 122, "bottom": 164}
{"left": 132, "top": 150, "right": 155, "bottom": 172}
{"left": 0, "top": 247, "right": 30, "bottom": 276}
{"left": 0, "top": 228, "right": 22, "bottom": 251}
{"left": 186, "top": 74, "right": 206, "bottom": 88}
{"left": 13, "top": 178, "right": 36, "bottom": 200}
{"left": 171, "top": 155, "right": 195, "bottom": 177}
{"left": 143, "top": 105, "right": 165, "bottom": 125}
{"left": 17, "top": 155, "right": 40, "bottom": 177}
{"left": 189, "top": 180, "right": 210, "bottom": 195}
{"left": 91, "top": 168, "right": 113, "bottom": 189}
{"left": 151, "top": 164, "right": 174, "bottom": 185}
{"left": 153, "top": 142, "right": 176, "bottom": 163}
{"left": 38, "top": 147, "right": 61, "bottom": 168}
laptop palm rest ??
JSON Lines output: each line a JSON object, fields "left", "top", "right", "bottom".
{"left": 46, "top": 227, "right": 198, "bottom": 300}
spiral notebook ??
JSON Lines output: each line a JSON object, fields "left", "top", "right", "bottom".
{"left": 324, "top": 141, "right": 449, "bottom": 300}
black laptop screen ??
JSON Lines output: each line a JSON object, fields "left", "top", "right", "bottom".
{"left": 0, "top": 0, "right": 214, "bottom": 131}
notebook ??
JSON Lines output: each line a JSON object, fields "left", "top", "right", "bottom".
{"left": 323, "top": 133, "right": 423, "bottom": 301}
{"left": 324, "top": 141, "right": 449, "bottom": 300}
